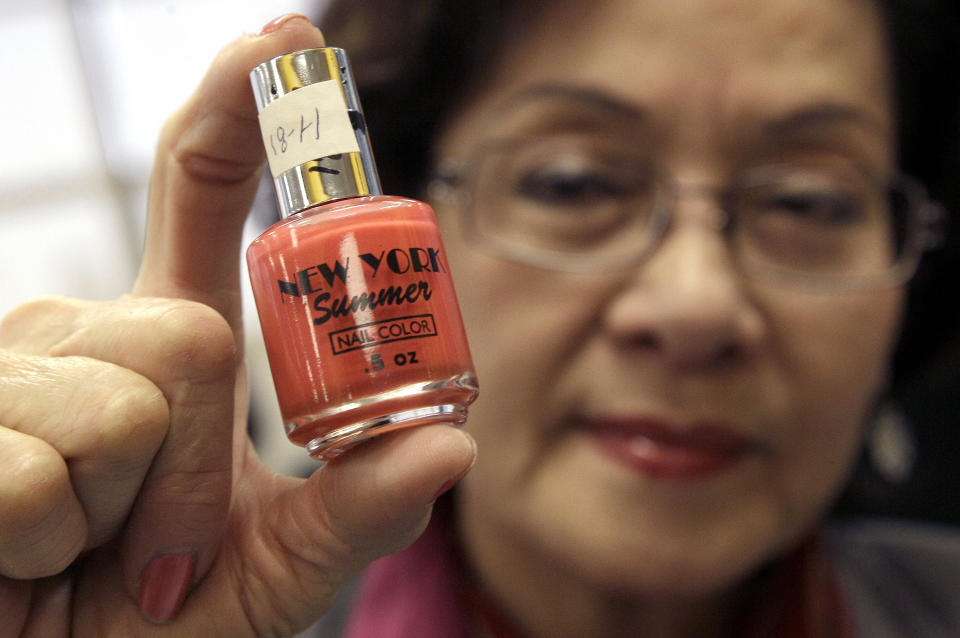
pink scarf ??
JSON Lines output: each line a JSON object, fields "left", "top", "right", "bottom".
{"left": 344, "top": 503, "right": 852, "bottom": 638}
{"left": 343, "top": 501, "right": 469, "bottom": 638}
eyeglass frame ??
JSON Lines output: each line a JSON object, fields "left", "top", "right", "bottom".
{"left": 430, "top": 138, "right": 946, "bottom": 292}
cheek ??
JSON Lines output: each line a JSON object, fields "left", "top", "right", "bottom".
{"left": 451, "top": 253, "right": 605, "bottom": 416}
{"left": 764, "top": 288, "right": 903, "bottom": 509}
{"left": 774, "top": 290, "right": 900, "bottom": 415}
{"left": 441, "top": 226, "right": 614, "bottom": 478}
{"left": 441, "top": 210, "right": 597, "bottom": 412}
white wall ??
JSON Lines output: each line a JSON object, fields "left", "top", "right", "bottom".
{"left": 0, "top": 0, "right": 323, "bottom": 474}
{"left": 0, "top": 0, "right": 320, "bottom": 317}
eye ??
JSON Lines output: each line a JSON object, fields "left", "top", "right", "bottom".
{"left": 513, "top": 161, "right": 635, "bottom": 208}
{"left": 757, "top": 189, "right": 864, "bottom": 226}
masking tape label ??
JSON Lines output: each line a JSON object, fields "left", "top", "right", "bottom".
{"left": 258, "top": 80, "right": 360, "bottom": 178}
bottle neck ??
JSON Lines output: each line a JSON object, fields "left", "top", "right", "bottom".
{"left": 274, "top": 151, "right": 380, "bottom": 218}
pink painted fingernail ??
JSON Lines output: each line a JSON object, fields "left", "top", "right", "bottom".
{"left": 258, "top": 13, "right": 312, "bottom": 35}
{"left": 138, "top": 553, "right": 196, "bottom": 623}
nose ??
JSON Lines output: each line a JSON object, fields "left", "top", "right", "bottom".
{"left": 603, "top": 199, "right": 766, "bottom": 372}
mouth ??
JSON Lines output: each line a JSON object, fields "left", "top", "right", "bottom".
{"left": 582, "top": 416, "right": 764, "bottom": 482}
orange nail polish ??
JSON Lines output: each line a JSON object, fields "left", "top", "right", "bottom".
{"left": 248, "top": 48, "right": 478, "bottom": 462}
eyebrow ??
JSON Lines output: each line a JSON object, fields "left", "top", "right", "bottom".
{"left": 503, "top": 83, "right": 645, "bottom": 120}
{"left": 500, "top": 87, "right": 889, "bottom": 143}
{"left": 763, "top": 104, "right": 890, "bottom": 138}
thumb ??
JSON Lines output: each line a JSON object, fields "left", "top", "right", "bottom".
{"left": 241, "top": 425, "right": 477, "bottom": 635}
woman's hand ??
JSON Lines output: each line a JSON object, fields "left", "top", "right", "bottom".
{"left": 0, "top": 15, "right": 476, "bottom": 637}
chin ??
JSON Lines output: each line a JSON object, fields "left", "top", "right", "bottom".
{"left": 518, "top": 481, "right": 821, "bottom": 601}
{"left": 555, "top": 526, "right": 783, "bottom": 599}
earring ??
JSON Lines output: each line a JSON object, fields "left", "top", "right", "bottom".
{"left": 865, "top": 399, "right": 916, "bottom": 485}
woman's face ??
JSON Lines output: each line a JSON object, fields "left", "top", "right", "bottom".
{"left": 436, "top": 0, "right": 901, "bottom": 596}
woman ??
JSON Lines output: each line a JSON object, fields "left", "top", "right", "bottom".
{"left": 315, "top": 1, "right": 960, "bottom": 636}
{"left": 1, "top": 1, "right": 957, "bottom": 637}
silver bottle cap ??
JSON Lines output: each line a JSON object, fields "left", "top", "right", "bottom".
{"left": 251, "top": 47, "right": 382, "bottom": 217}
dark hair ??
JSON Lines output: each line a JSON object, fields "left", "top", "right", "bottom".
{"left": 877, "top": 1, "right": 960, "bottom": 380}
{"left": 320, "top": 1, "right": 520, "bottom": 197}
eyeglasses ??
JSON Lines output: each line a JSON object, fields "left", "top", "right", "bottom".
{"left": 432, "top": 134, "right": 945, "bottom": 291}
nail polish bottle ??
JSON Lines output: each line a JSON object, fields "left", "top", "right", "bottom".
{"left": 248, "top": 48, "right": 478, "bottom": 461}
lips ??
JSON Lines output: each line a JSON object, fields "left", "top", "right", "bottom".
{"left": 585, "top": 417, "right": 762, "bottom": 481}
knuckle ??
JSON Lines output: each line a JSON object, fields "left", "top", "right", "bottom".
{"left": 0, "top": 445, "right": 84, "bottom": 577}
{"left": 159, "top": 93, "right": 264, "bottom": 185}
{"left": 159, "top": 468, "right": 233, "bottom": 507}
{"left": 0, "top": 296, "right": 84, "bottom": 351}
{"left": 143, "top": 469, "right": 232, "bottom": 532}
{"left": 149, "top": 301, "right": 238, "bottom": 384}
{"left": 92, "top": 373, "right": 170, "bottom": 461}
{"left": 0, "top": 446, "right": 72, "bottom": 536}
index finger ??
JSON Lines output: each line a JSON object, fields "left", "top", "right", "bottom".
{"left": 124, "top": 15, "right": 326, "bottom": 623}
{"left": 134, "top": 15, "right": 326, "bottom": 332}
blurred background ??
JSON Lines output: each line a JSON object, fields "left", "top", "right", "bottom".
{"left": 0, "top": 0, "right": 320, "bottom": 319}
{"left": 0, "top": 0, "right": 322, "bottom": 473}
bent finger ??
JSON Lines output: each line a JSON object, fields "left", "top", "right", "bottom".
{"left": 0, "top": 339, "right": 169, "bottom": 550}
{"left": 42, "top": 297, "right": 236, "bottom": 619}
{"left": 0, "top": 426, "right": 86, "bottom": 579}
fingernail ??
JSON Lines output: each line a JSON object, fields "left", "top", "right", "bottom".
{"left": 138, "top": 553, "right": 196, "bottom": 623}
{"left": 258, "top": 13, "right": 312, "bottom": 35}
